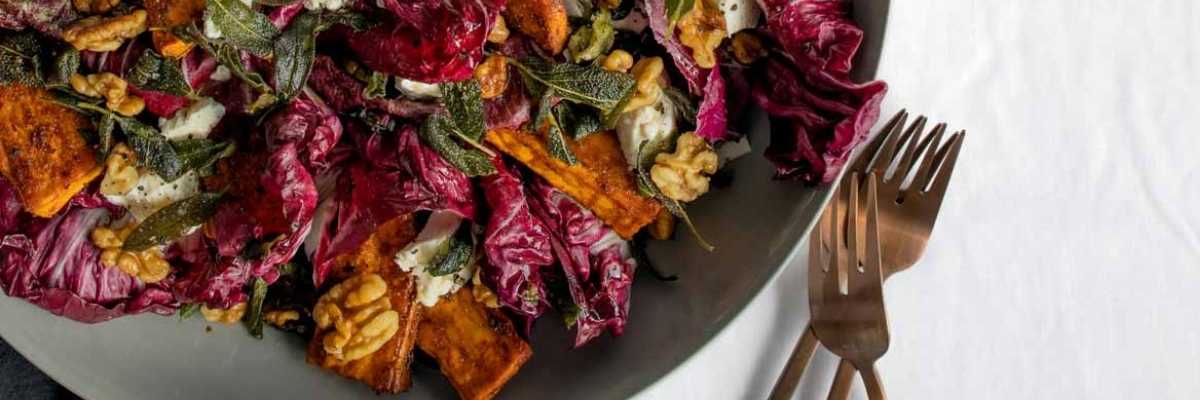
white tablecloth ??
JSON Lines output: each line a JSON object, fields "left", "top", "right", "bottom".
{"left": 638, "top": 1, "right": 1200, "bottom": 399}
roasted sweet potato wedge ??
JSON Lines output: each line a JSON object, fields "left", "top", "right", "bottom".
{"left": 307, "top": 215, "right": 422, "bottom": 394}
{"left": 485, "top": 128, "right": 662, "bottom": 239}
{"left": 417, "top": 288, "right": 532, "bottom": 400}
{"left": 0, "top": 85, "right": 102, "bottom": 217}
{"left": 145, "top": 0, "right": 203, "bottom": 58}
{"left": 504, "top": 0, "right": 569, "bottom": 54}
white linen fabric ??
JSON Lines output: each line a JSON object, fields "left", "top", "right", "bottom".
{"left": 639, "top": 1, "right": 1200, "bottom": 399}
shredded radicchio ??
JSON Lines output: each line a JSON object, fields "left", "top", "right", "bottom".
{"left": 479, "top": 158, "right": 554, "bottom": 321}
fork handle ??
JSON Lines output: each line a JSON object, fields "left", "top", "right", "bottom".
{"left": 826, "top": 359, "right": 856, "bottom": 400}
{"left": 768, "top": 325, "right": 820, "bottom": 400}
{"left": 828, "top": 361, "right": 887, "bottom": 400}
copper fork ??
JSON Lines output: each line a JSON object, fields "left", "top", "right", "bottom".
{"left": 769, "top": 111, "right": 966, "bottom": 399}
{"left": 809, "top": 172, "right": 888, "bottom": 400}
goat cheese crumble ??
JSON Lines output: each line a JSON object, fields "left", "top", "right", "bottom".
{"left": 394, "top": 211, "right": 475, "bottom": 307}
{"left": 615, "top": 99, "right": 678, "bottom": 168}
{"left": 105, "top": 171, "right": 202, "bottom": 222}
{"left": 159, "top": 97, "right": 225, "bottom": 141}
{"left": 395, "top": 79, "right": 442, "bottom": 99}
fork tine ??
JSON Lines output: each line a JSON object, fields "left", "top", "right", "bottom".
{"left": 889, "top": 116, "right": 927, "bottom": 184}
{"left": 876, "top": 115, "right": 922, "bottom": 178}
{"left": 901, "top": 123, "right": 947, "bottom": 197}
{"left": 924, "top": 131, "right": 966, "bottom": 203}
{"left": 863, "top": 172, "right": 884, "bottom": 286}
{"left": 828, "top": 179, "right": 847, "bottom": 296}
{"left": 847, "top": 172, "right": 859, "bottom": 278}
{"left": 851, "top": 110, "right": 907, "bottom": 175}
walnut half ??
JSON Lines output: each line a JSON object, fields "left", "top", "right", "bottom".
{"left": 313, "top": 274, "right": 401, "bottom": 364}
{"left": 62, "top": 10, "right": 148, "bottom": 52}
{"left": 651, "top": 132, "right": 718, "bottom": 202}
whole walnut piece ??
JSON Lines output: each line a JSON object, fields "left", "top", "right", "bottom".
{"left": 202, "top": 302, "right": 248, "bottom": 324}
{"left": 676, "top": 0, "right": 727, "bottom": 69}
{"left": 69, "top": 72, "right": 144, "bottom": 116}
{"left": 651, "top": 132, "right": 719, "bottom": 202}
{"left": 313, "top": 274, "right": 401, "bottom": 364}
{"left": 62, "top": 9, "right": 148, "bottom": 52}
{"left": 474, "top": 54, "right": 509, "bottom": 99}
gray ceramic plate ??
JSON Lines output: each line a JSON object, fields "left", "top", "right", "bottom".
{"left": 0, "top": 2, "right": 888, "bottom": 398}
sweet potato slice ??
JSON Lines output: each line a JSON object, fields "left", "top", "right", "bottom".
{"left": 417, "top": 288, "right": 532, "bottom": 400}
{"left": 504, "top": 0, "right": 569, "bottom": 54}
{"left": 307, "top": 215, "right": 422, "bottom": 394}
{"left": 0, "top": 85, "right": 102, "bottom": 217}
{"left": 145, "top": 0, "right": 203, "bottom": 58}
{"left": 485, "top": 128, "right": 662, "bottom": 239}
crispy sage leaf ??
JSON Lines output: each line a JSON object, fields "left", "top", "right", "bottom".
{"left": 116, "top": 117, "right": 184, "bottom": 180}
{"left": 47, "top": 45, "right": 78, "bottom": 87}
{"left": 537, "top": 93, "right": 578, "bottom": 164}
{"left": 173, "top": 139, "right": 236, "bottom": 177}
{"left": 178, "top": 303, "right": 201, "bottom": 320}
{"left": 0, "top": 31, "right": 44, "bottom": 86}
{"left": 419, "top": 114, "right": 496, "bottom": 177}
{"left": 427, "top": 235, "right": 473, "bottom": 277}
{"left": 553, "top": 101, "right": 603, "bottom": 140}
{"left": 635, "top": 143, "right": 714, "bottom": 251}
{"left": 273, "top": 11, "right": 319, "bottom": 100}
{"left": 95, "top": 113, "right": 116, "bottom": 159}
{"left": 127, "top": 51, "right": 191, "bottom": 96}
{"left": 205, "top": 0, "right": 280, "bottom": 56}
{"left": 123, "top": 193, "right": 224, "bottom": 251}
{"left": 245, "top": 277, "right": 268, "bottom": 339}
{"left": 566, "top": 9, "right": 615, "bottom": 63}
{"left": 319, "top": 10, "right": 376, "bottom": 32}
{"left": 662, "top": 86, "right": 698, "bottom": 123}
{"left": 440, "top": 79, "right": 487, "bottom": 141}
{"left": 511, "top": 57, "right": 635, "bottom": 114}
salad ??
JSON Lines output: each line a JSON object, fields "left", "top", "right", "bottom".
{"left": 0, "top": 0, "right": 884, "bottom": 398}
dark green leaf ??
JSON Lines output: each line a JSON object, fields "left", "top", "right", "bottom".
{"left": 116, "top": 117, "right": 184, "bottom": 180}
{"left": 123, "top": 193, "right": 224, "bottom": 251}
{"left": 662, "top": 86, "right": 697, "bottom": 123}
{"left": 634, "top": 143, "right": 714, "bottom": 251}
{"left": 427, "top": 236, "right": 473, "bottom": 277}
{"left": 419, "top": 114, "right": 497, "bottom": 177}
{"left": 126, "top": 51, "right": 191, "bottom": 96}
{"left": 244, "top": 277, "right": 269, "bottom": 339}
{"left": 666, "top": 0, "right": 696, "bottom": 24}
{"left": 536, "top": 93, "right": 578, "bottom": 164}
{"left": 273, "top": 11, "right": 319, "bottom": 100}
{"left": 510, "top": 57, "right": 635, "bottom": 114}
{"left": 553, "top": 102, "right": 603, "bottom": 140}
{"left": 178, "top": 303, "right": 201, "bottom": 320}
{"left": 319, "top": 10, "right": 376, "bottom": 32}
{"left": 363, "top": 71, "right": 388, "bottom": 100}
{"left": 47, "top": 45, "right": 78, "bottom": 87}
{"left": 440, "top": 79, "right": 487, "bottom": 141}
{"left": 173, "top": 139, "right": 236, "bottom": 177}
{"left": 0, "top": 31, "right": 45, "bottom": 86}
{"left": 213, "top": 43, "right": 273, "bottom": 95}
{"left": 96, "top": 113, "right": 116, "bottom": 159}
{"left": 205, "top": 0, "right": 280, "bottom": 56}
{"left": 566, "top": 9, "right": 615, "bottom": 63}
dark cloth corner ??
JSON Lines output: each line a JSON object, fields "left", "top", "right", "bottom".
{"left": 0, "top": 338, "right": 77, "bottom": 400}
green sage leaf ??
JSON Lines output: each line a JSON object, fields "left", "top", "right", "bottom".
{"left": 0, "top": 31, "right": 44, "bottom": 86}
{"left": 173, "top": 139, "right": 236, "bottom": 177}
{"left": 537, "top": 93, "right": 578, "bottom": 164}
{"left": 205, "top": 0, "right": 280, "bottom": 56}
{"left": 272, "top": 11, "right": 320, "bottom": 100}
{"left": 319, "top": 10, "right": 376, "bottom": 32}
{"left": 363, "top": 71, "right": 388, "bottom": 100}
{"left": 662, "top": 86, "right": 698, "bottom": 123}
{"left": 666, "top": 0, "right": 696, "bottom": 24}
{"left": 47, "top": 45, "right": 79, "bottom": 87}
{"left": 127, "top": 51, "right": 191, "bottom": 96}
{"left": 427, "top": 235, "right": 473, "bottom": 277}
{"left": 566, "top": 9, "right": 615, "bottom": 63}
{"left": 116, "top": 117, "right": 184, "bottom": 181}
{"left": 213, "top": 43, "right": 273, "bottom": 96}
{"left": 419, "top": 113, "right": 497, "bottom": 177}
{"left": 123, "top": 193, "right": 224, "bottom": 251}
{"left": 510, "top": 57, "right": 635, "bottom": 114}
{"left": 244, "top": 277, "right": 268, "bottom": 339}
{"left": 553, "top": 101, "right": 603, "bottom": 140}
{"left": 440, "top": 79, "right": 487, "bottom": 141}
{"left": 95, "top": 113, "right": 116, "bottom": 159}
{"left": 178, "top": 303, "right": 201, "bottom": 321}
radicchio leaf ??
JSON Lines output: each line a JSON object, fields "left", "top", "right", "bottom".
{"left": 264, "top": 95, "right": 343, "bottom": 171}
{"left": 479, "top": 158, "right": 554, "bottom": 320}
{"left": 345, "top": 0, "right": 498, "bottom": 83}
{"left": 642, "top": 0, "right": 704, "bottom": 94}
{"left": 528, "top": 179, "right": 637, "bottom": 347}
{"left": 0, "top": 180, "right": 177, "bottom": 323}
{"left": 693, "top": 65, "right": 728, "bottom": 142}
{"left": 0, "top": 0, "right": 76, "bottom": 37}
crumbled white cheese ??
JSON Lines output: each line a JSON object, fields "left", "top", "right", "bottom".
{"left": 104, "top": 171, "right": 201, "bottom": 222}
{"left": 562, "top": 0, "right": 589, "bottom": 18}
{"left": 210, "top": 66, "right": 231, "bottom": 82}
{"left": 159, "top": 97, "right": 225, "bottom": 141}
{"left": 615, "top": 100, "right": 677, "bottom": 167}
{"left": 203, "top": 0, "right": 253, "bottom": 39}
{"left": 395, "top": 79, "right": 442, "bottom": 99}
{"left": 303, "top": 0, "right": 347, "bottom": 11}
{"left": 719, "top": 0, "right": 761, "bottom": 36}
{"left": 612, "top": 10, "right": 649, "bottom": 33}
{"left": 717, "top": 135, "right": 752, "bottom": 167}
{"left": 394, "top": 211, "right": 474, "bottom": 307}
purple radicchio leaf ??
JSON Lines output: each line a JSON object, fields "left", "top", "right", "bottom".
{"left": 0, "top": 0, "right": 76, "bottom": 37}
{"left": 694, "top": 65, "right": 728, "bottom": 143}
{"left": 479, "top": 158, "right": 554, "bottom": 320}
{"left": 642, "top": 0, "right": 705, "bottom": 94}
